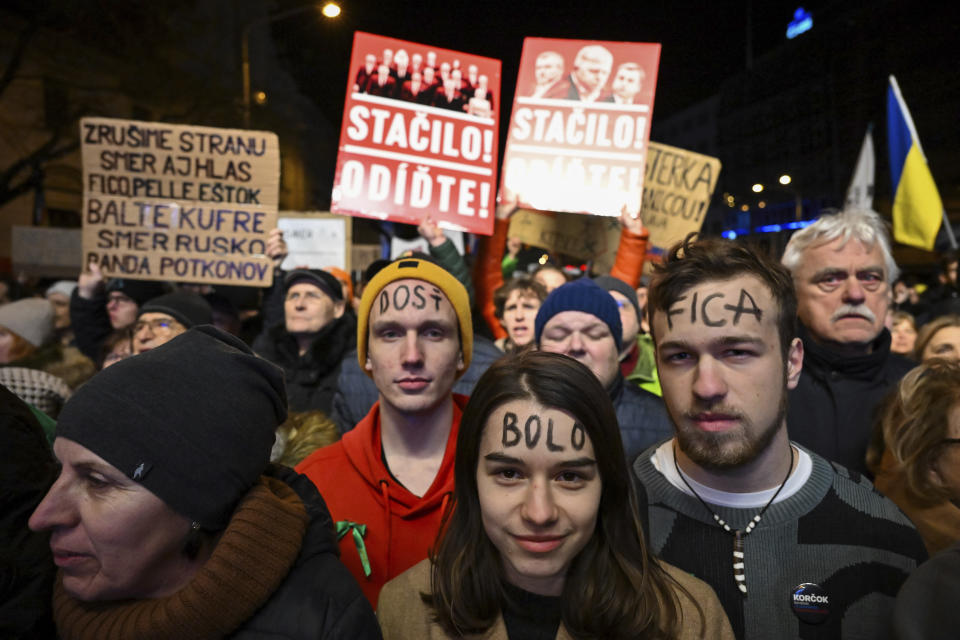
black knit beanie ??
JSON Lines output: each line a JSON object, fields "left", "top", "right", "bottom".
{"left": 139, "top": 292, "right": 213, "bottom": 328}
{"left": 55, "top": 326, "right": 287, "bottom": 529}
{"left": 535, "top": 278, "right": 623, "bottom": 352}
{"left": 105, "top": 279, "right": 166, "bottom": 306}
{"left": 283, "top": 269, "right": 344, "bottom": 302}
{"left": 594, "top": 275, "right": 641, "bottom": 325}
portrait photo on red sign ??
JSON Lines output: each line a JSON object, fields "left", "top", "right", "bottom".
{"left": 332, "top": 31, "right": 501, "bottom": 235}
{"left": 501, "top": 37, "right": 661, "bottom": 217}
{"left": 515, "top": 38, "right": 659, "bottom": 107}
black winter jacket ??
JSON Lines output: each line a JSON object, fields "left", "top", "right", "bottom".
{"left": 232, "top": 464, "right": 382, "bottom": 639}
{"left": 787, "top": 324, "right": 914, "bottom": 477}
{"left": 68, "top": 289, "right": 112, "bottom": 362}
{"left": 252, "top": 315, "right": 356, "bottom": 415}
{"left": 609, "top": 373, "right": 673, "bottom": 463}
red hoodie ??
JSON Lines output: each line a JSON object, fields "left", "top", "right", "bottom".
{"left": 296, "top": 395, "right": 466, "bottom": 607}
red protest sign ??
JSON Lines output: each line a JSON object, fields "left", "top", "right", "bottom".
{"left": 501, "top": 38, "right": 660, "bottom": 217}
{"left": 331, "top": 32, "right": 501, "bottom": 235}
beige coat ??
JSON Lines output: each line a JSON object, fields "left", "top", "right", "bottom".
{"left": 377, "top": 558, "right": 735, "bottom": 640}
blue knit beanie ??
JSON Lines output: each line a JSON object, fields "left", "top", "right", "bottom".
{"left": 534, "top": 278, "right": 623, "bottom": 351}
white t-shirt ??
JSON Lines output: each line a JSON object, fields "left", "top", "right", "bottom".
{"left": 651, "top": 440, "right": 812, "bottom": 509}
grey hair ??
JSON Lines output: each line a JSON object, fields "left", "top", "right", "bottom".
{"left": 574, "top": 45, "right": 613, "bottom": 69}
{"left": 781, "top": 208, "right": 900, "bottom": 283}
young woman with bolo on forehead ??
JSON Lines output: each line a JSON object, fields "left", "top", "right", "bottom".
{"left": 376, "top": 350, "right": 734, "bottom": 639}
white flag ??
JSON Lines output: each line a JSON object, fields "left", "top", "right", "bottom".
{"left": 845, "top": 127, "right": 875, "bottom": 209}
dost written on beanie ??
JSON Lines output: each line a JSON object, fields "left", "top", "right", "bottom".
{"left": 534, "top": 278, "right": 624, "bottom": 352}
{"left": 356, "top": 257, "right": 473, "bottom": 378}
{"left": 55, "top": 326, "right": 287, "bottom": 529}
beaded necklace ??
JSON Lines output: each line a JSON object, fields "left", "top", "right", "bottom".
{"left": 672, "top": 444, "right": 795, "bottom": 595}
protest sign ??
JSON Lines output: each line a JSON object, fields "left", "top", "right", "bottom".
{"left": 278, "top": 212, "right": 351, "bottom": 271}
{"left": 501, "top": 38, "right": 660, "bottom": 217}
{"left": 80, "top": 117, "right": 280, "bottom": 286}
{"left": 508, "top": 209, "right": 619, "bottom": 261}
{"left": 12, "top": 226, "right": 82, "bottom": 277}
{"left": 641, "top": 141, "right": 721, "bottom": 251}
{"left": 390, "top": 230, "right": 464, "bottom": 259}
{"left": 331, "top": 32, "right": 501, "bottom": 235}
{"left": 507, "top": 141, "right": 720, "bottom": 268}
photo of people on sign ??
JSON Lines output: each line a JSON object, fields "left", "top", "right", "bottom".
{"left": 501, "top": 37, "right": 660, "bottom": 217}
{"left": 80, "top": 117, "right": 280, "bottom": 286}
{"left": 332, "top": 31, "right": 501, "bottom": 236}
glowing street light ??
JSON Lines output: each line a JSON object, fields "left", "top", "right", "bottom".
{"left": 752, "top": 183, "right": 764, "bottom": 193}
{"left": 242, "top": 3, "right": 341, "bottom": 127}
{"left": 779, "top": 174, "right": 792, "bottom": 185}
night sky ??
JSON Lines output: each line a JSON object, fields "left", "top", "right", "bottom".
{"left": 273, "top": 0, "right": 826, "bottom": 129}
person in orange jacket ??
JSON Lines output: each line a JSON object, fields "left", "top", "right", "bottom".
{"left": 297, "top": 257, "right": 473, "bottom": 607}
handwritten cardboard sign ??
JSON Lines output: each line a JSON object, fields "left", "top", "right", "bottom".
{"left": 642, "top": 141, "right": 721, "bottom": 251}
{"left": 331, "top": 32, "right": 501, "bottom": 235}
{"left": 80, "top": 117, "right": 280, "bottom": 286}
{"left": 501, "top": 37, "right": 660, "bottom": 217}
{"left": 508, "top": 142, "right": 720, "bottom": 269}
{"left": 278, "top": 212, "right": 351, "bottom": 271}
{"left": 508, "top": 209, "right": 620, "bottom": 261}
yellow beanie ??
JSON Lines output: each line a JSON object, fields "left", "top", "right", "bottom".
{"left": 357, "top": 258, "right": 473, "bottom": 378}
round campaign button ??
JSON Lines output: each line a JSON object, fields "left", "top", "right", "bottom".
{"left": 790, "top": 583, "right": 830, "bottom": 624}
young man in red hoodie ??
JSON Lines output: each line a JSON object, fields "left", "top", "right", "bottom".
{"left": 297, "top": 257, "right": 472, "bottom": 607}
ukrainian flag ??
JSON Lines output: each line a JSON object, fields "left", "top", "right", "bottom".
{"left": 887, "top": 75, "right": 944, "bottom": 251}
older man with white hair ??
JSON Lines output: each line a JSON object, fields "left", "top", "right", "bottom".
{"left": 559, "top": 45, "right": 614, "bottom": 102}
{"left": 781, "top": 208, "right": 914, "bottom": 475}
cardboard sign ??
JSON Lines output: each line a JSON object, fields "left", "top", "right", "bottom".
{"left": 507, "top": 142, "right": 720, "bottom": 266}
{"left": 80, "top": 117, "right": 280, "bottom": 286}
{"left": 501, "top": 38, "right": 660, "bottom": 217}
{"left": 508, "top": 209, "right": 620, "bottom": 261}
{"left": 278, "top": 212, "right": 351, "bottom": 271}
{"left": 642, "top": 141, "right": 721, "bottom": 251}
{"left": 331, "top": 32, "right": 501, "bottom": 235}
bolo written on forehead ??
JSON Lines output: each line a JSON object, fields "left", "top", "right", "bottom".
{"left": 477, "top": 398, "right": 601, "bottom": 596}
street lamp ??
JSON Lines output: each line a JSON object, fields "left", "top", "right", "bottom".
{"left": 241, "top": 3, "right": 341, "bottom": 127}
{"left": 751, "top": 176, "right": 802, "bottom": 221}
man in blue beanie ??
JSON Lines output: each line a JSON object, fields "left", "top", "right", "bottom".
{"left": 535, "top": 277, "right": 672, "bottom": 460}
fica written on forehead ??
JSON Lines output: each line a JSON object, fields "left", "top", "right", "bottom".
{"left": 662, "top": 285, "right": 764, "bottom": 331}
{"left": 377, "top": 280, "right": 446, "bottom": 316}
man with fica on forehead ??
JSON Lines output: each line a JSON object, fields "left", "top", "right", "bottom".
{"left": 298, "top": 258, "right": 473, "bottom": 607}
{"left": 632, "top": 235, "right": 926, "bottom": 639}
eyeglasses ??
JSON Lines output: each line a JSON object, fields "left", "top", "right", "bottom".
{"left": 133, "top": 318, "right": 181, "bottom": 334}
{"left": 107, "top": 293, "right": 135, "bottom": 305}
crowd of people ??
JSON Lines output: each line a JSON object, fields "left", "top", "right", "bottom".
{"left": 353, "top": 46, "right": 495, "bottom": 118}
{"left": 3, "top": 205, "right": 959, "bottom": 638}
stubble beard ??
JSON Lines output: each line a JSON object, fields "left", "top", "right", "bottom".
{"left": 672, "top": 372, "right": 789, "bottom": 471}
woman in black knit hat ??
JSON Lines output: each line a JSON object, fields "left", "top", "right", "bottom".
{"left": 28, "top": 325, "right": 381, "bottom": 639}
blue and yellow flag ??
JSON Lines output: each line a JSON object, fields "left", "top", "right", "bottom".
{"left": 887, "top": 75, "right": 943, "bottom": 251}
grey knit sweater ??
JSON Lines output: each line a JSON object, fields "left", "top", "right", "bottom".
{"left": 632, "top": 442, "right": 927, "bottom": 640}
